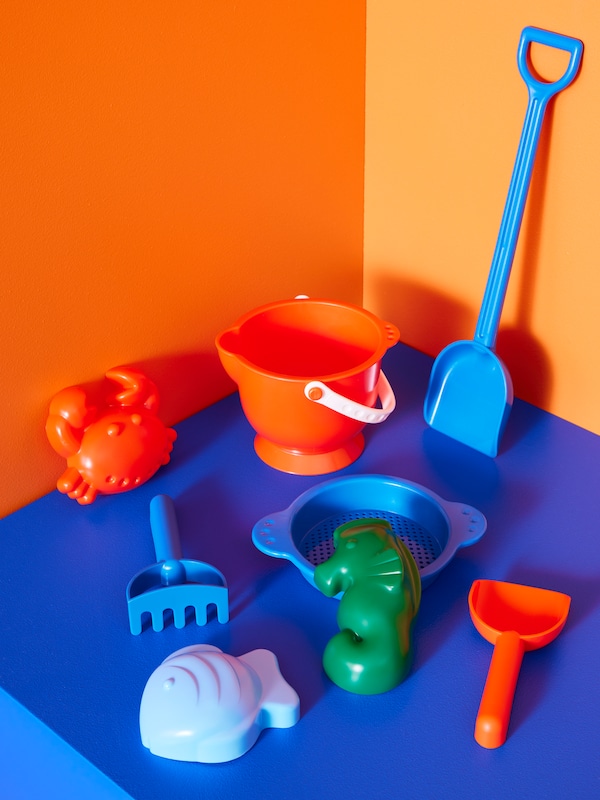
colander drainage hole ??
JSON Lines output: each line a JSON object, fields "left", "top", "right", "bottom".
{"left": 299, "top": 510, "right": 442, "bottom": 572}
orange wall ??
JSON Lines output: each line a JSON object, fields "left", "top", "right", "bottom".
{"left": 364, "top": 1, "right": 600, "bottom": 437}
{"left": 0, "top": 3, "right": 366, "bottom": 517}
{"left": 4, "top": 2, "right": 600, "bottom": 519}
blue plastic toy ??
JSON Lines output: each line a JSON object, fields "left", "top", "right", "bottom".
{"left": 126, "top": 494, "right": 229, "bottom": 634}
{"left": 424, "top": 26, "right": 583, "bottom": 457}
{"left": 252, "top": 474, "right": 486, "bottom": 592}
{"left": 140, "top": 644, "right": 300, "bottom": 762}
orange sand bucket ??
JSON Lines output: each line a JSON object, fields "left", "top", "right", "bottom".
{"left": 215, "top": 297, "right": 400, "bottom": 474}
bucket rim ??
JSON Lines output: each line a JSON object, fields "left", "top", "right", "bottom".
{"left": 215, "top": 296, "right": 399, "bottom": 381}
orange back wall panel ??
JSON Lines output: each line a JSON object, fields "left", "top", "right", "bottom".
{"left": 0, "top": 3, "right": 366, "bottom": 517}
{"left": 364, "top": 1, "right": 600, "bottom": 437}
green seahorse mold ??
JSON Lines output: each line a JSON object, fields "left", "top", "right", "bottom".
{"left": 314, "top": 518, "right": 421, "bottom": 695}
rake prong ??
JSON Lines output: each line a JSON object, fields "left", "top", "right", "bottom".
{"left": 211, "top": 589, "right": 230, "bottom": 624}
{"left": 151, "top": 610, "right": 166, "bottom": 632}
{"left": 128, "top": 610, "right": 143, "bottom": 636}
{"left": 193, "top": 606, "right": 207, "bottom": 626}
{"left": 172, "top": 605, "right": 188, "bottom": 629}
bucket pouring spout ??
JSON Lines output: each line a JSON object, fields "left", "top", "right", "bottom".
{"left": 215, "top": 329, "right": 244, "bottom": 383}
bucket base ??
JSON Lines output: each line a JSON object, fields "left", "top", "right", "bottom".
{"left": 254, "top": 434, "right": 365, "bottom": 476}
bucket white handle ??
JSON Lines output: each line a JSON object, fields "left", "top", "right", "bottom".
{"left": 304, "top": 371, "right": 396, "bottom": 423}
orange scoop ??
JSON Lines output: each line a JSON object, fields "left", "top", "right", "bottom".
{"left": 468, "top": 579, "right": 571, "bottom": 749}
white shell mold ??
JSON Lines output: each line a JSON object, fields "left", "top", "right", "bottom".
{"left": 139, "top": 644, "right": 300, "bottom": 763}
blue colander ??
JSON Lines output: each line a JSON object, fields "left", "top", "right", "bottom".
{"left": 252, "top": 474, "right": 486, "bottom": 593}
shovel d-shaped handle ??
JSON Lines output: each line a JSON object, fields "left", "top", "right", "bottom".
{"left": 475, "top": 26, "right": 583, "bottom": 349}
{"left": 474, "top": 629, "right": 525, "bottom": 749}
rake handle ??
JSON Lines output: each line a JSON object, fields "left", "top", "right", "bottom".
{"left": 149, "top": 494, "right": 186, "bottom": 585}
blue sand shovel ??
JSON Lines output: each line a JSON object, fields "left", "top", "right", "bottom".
{"left": 424, "top": 27, "right": 583, "bottom": 457}
{"left": 127, "top": 494, "right": 229, "bottom": 634}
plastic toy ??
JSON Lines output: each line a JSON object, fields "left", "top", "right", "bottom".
{"left": 216, "top": 296, "right": 399, "bottom": 475}
{"left": 252, "top": 474, "right": 486, "bottom": 592}
{"left": 314, "top": 518, "right": 421, "bottom": 694}
{"left": 127, "top": 494, "right": 228, "bottom": 634}
{"left": 424, "top": 27, "right": 583, "bottom": 457}
{"left": 139, "top": 644, "right": 300, "bottom": 763}
{"left": 45, "top": 366, "right": 177, "bottom": 504}
{"left": 469, "top": 579, "right": 571, "bottom": 749}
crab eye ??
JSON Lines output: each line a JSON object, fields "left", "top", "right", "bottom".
{"left": 131, "top": 413, "right": 142, "bottom": 426}
{"left": 106, "top": 422, "right": 125, "bottom": 437}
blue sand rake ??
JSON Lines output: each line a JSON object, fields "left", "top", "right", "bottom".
{"left": 127, "top": 494, "right": 229, "bottom": 635}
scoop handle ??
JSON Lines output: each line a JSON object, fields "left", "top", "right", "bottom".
{"left": 475, "top": 629, "right": 525, "bottom": 748}
{"left": 475, "top": 26, "right": 583, "bottom": 349}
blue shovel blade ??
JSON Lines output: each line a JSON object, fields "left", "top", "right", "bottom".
{"left": 423, "top": 340, "right": 514, "bottom": 457}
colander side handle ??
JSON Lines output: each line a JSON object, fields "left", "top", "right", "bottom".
{"left": 445, "top": 502, "right": 488, "bottom": 551}
{"left": 252, "top": 511, "right": 297, "bottom": 560}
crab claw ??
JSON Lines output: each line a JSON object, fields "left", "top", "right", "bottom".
{"left": 46, "top": 386, "right": 97, "bottom": 457}
{"left": 106, "top": 366, "right": 159, "bottom": 413}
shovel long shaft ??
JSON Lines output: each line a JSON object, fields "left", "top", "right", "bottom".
{"left": 475, "top": 94, "right": 547, "bottom": 349}
{"left": 475, "top": 629, "right": 525, "bottom": 749}
{"left": 475, "top": 26, "right": 583, "bottom": 349}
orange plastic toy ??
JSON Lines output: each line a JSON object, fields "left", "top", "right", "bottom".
{"left": 468, "top": 579, "right": 571, "bottom": 749}
{"left": 215, "top": 297, "right": 399, "bottom": 475}
{"left": 45, "top": 367, "right": 177, "bottom": 505}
